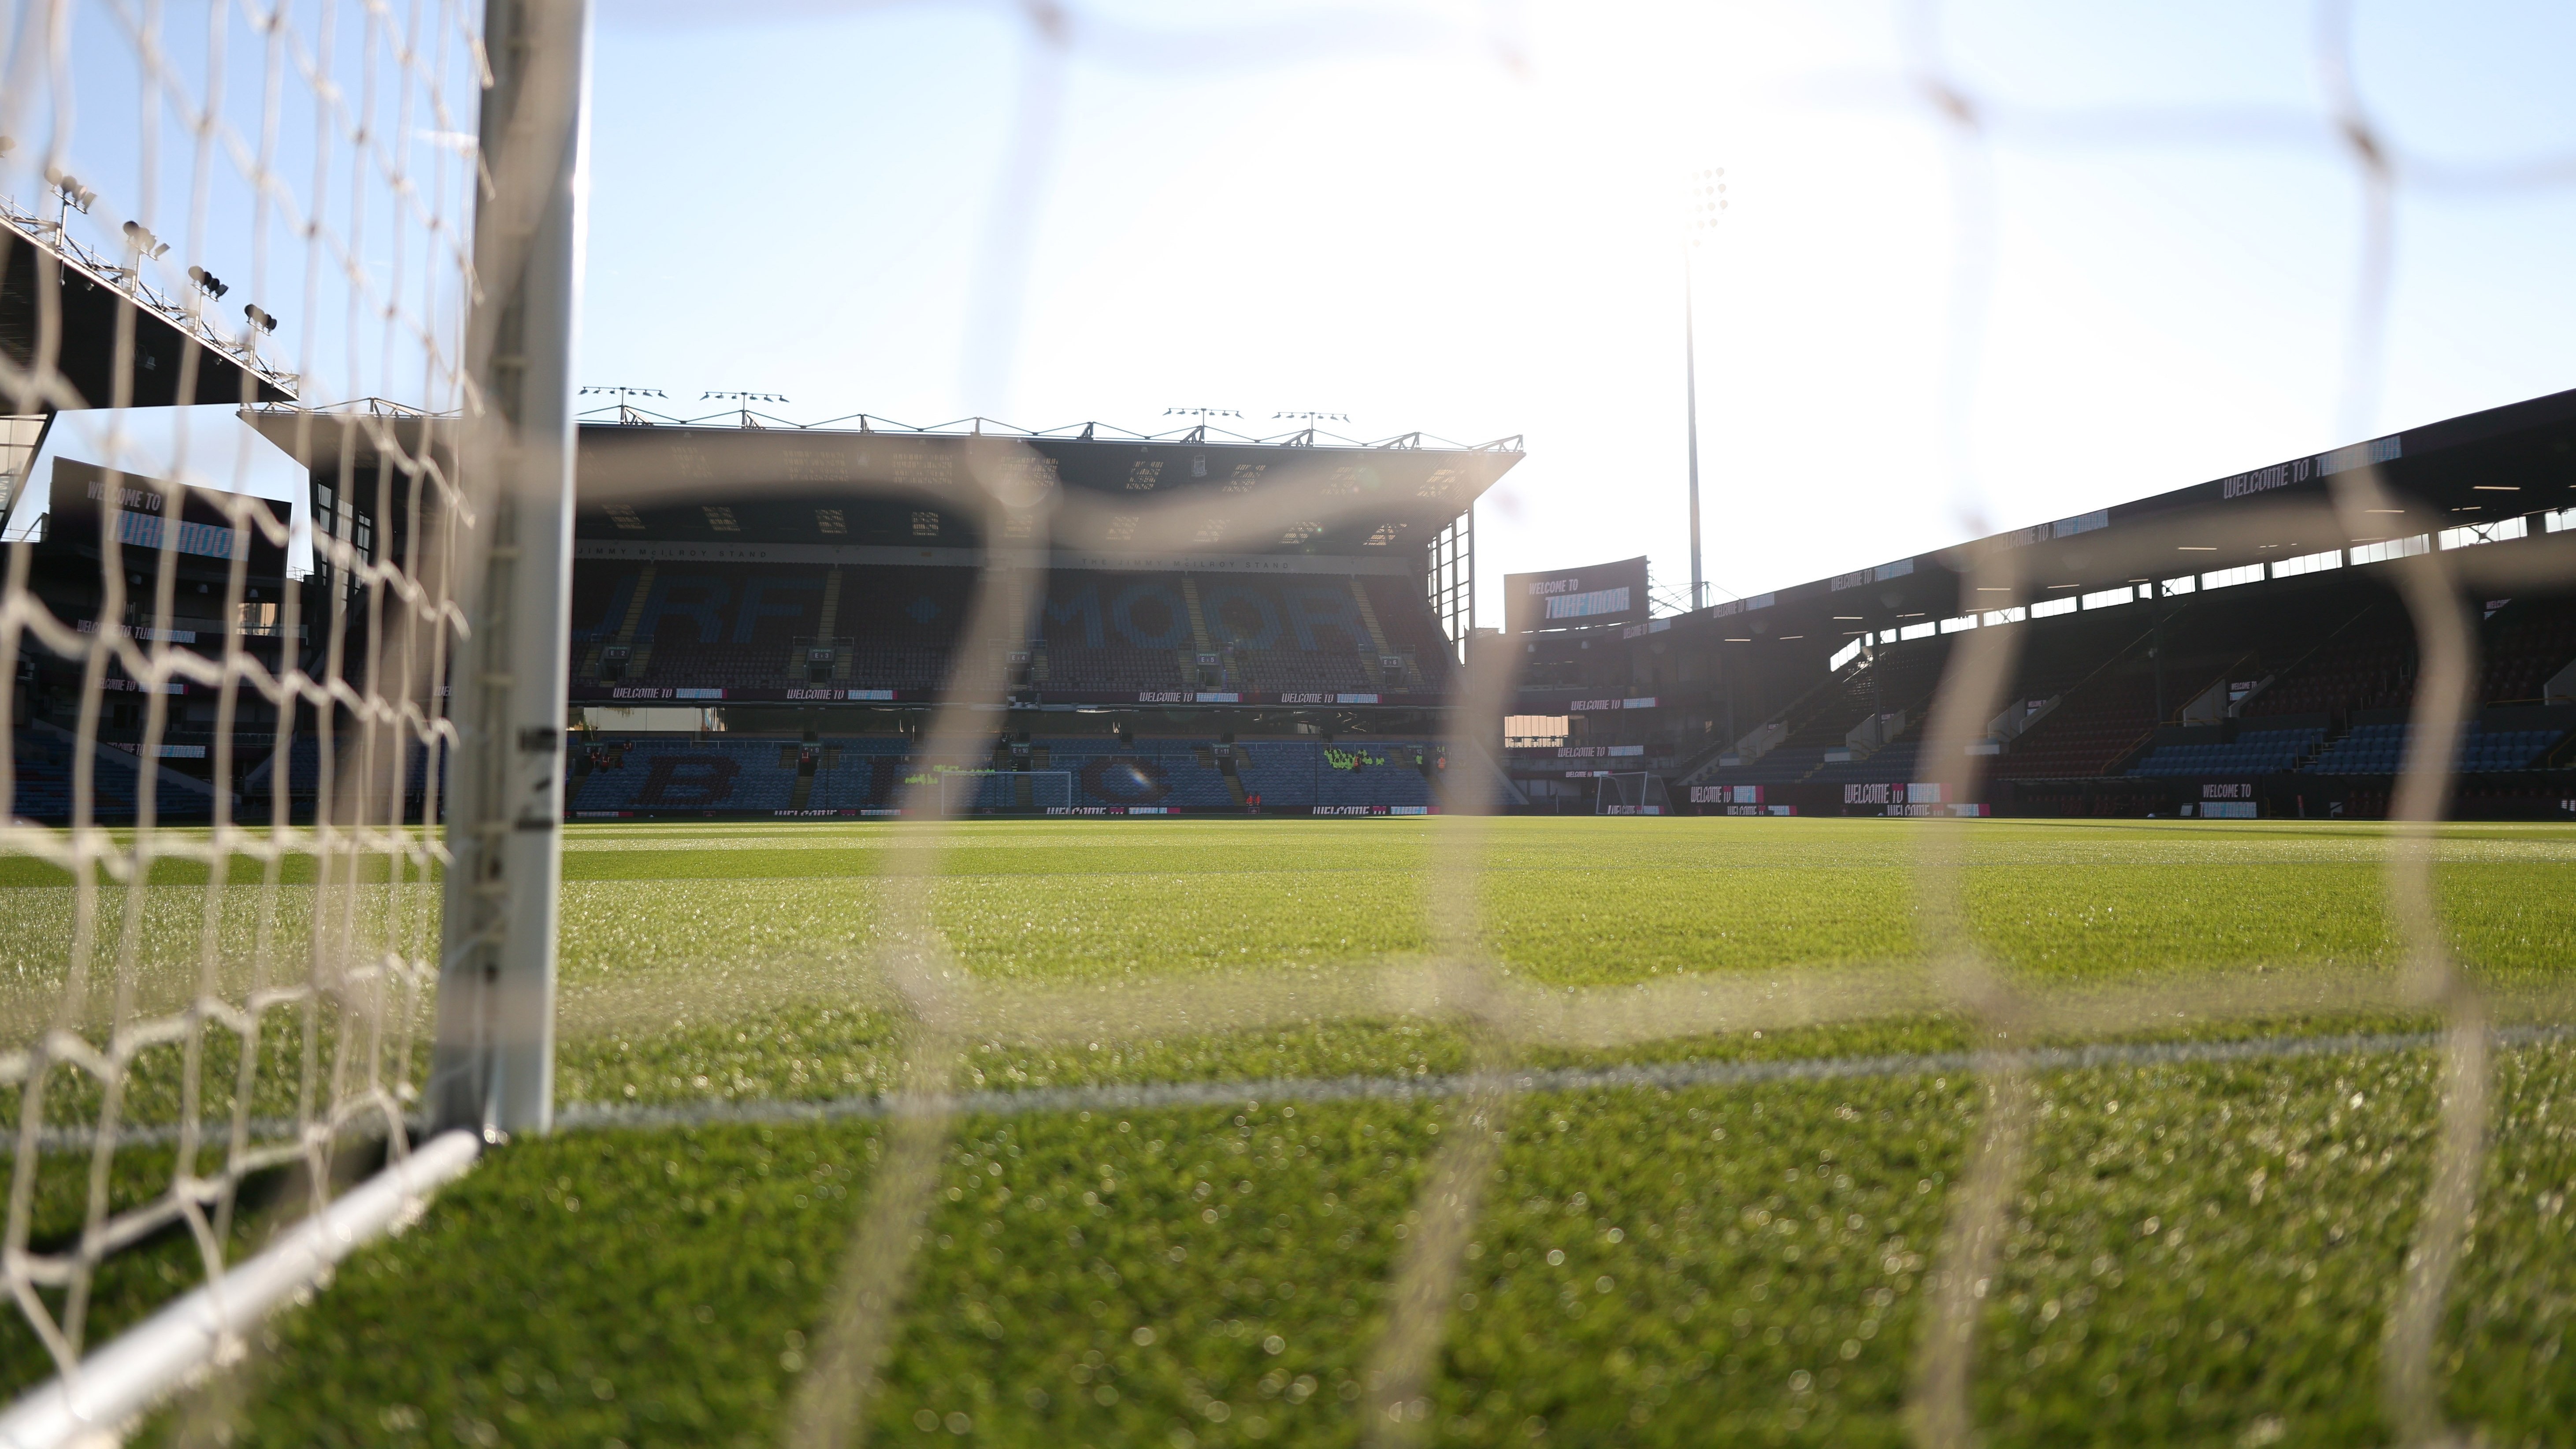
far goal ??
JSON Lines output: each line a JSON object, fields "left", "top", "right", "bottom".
{"left": 1595, "top": 771, "right": 1672, "bottom": 815}
{"left": 939, "top": 769, "right": 1075, "bottom": 814}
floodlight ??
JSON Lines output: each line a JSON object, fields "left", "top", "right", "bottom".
{"left": 121, "top": 220, "right": 169, "bottom": 259}
{"left": 244, "top": 303, "right": 278, "bottom": 333}
{"left": 187, "top": 265, "right": 230, "bottom": 298}
{"left": 47, "top": 169, "right": 96, "bottom": 213}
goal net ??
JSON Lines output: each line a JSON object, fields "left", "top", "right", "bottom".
{"left": 6, "top": 3, "right": 2575, "bottom": 1446}
{"left": 1593, "top": 770, "right": 1670, "bottom": 815}
{"left": 0, "top": 0, "right": 583, "bottom": 1431}
{"left": 936, "top": 769, "right": 1073, "bottom": 814}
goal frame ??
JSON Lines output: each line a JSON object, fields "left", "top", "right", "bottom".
{"left": 1594, "top": 770, "right": 1671, "bottom": 816}
{"left": 0, "top": 0, "right": 590, "bottom": 1438}
{"left": 425, "top": 0, "right": 592, "bottom": 1142}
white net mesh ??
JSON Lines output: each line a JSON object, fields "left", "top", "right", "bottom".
{"left": 0, "top": 0, "right": 494, "bottom": 1395}
{"left": 5, "top": 2, "right": 2576, "bottom": 1444}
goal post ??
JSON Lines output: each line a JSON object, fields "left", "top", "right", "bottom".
{"left": 427, "top": 0, "right": 594, "bottom": 1141}
{"left": 0, "top": 0, "right": 590, "bottom": 1433}
{"left": 1595, "top": 771, "right": 1671, "bottom": 815}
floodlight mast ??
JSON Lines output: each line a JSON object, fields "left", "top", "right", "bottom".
{"left": 1684, "top": 167, "right": 1726, "bottom": 612}
{"left": 1273, "top": 410, "right": 1349, "bottom": 448}
{"left": 579, "top": 384, "right": 666, "bottom": 424}
{"left": 702, "top": 389, "right": 789, "bottom": 428}
{"left": 1165, "top": 406, "right": 1240, "bottom": 443}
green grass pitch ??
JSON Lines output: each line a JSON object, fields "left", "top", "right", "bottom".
{"left": 11, "top": 816, "right": 2576, "bottom": 1445}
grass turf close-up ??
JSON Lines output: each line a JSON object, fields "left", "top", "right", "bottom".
{"left": 7, "top": 814, "right": 2576, "bottom": 1445}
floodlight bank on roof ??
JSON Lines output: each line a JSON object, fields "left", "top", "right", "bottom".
{"left": 566, "top": 403, "right": 1524, "bottom": 455}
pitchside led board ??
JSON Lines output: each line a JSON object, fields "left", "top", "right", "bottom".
{"left": 1505, "top": 556, "right": 1649, "bottom": 633}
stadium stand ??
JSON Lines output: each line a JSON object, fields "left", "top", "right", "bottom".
{"left": 568, "top": 738, "right": 802, "bottom": 812}
{"left": 2303, "top": 721, "right": 2569, "bottom": 776}
{"left": 2239, "top": 631, "right": 2414, "bottom": 718}
{"left": 563, "top": 733, "right": 1442, "bottom": 814}
{"left": 10, "top": 732, "right": 136, "bottom": 818}
{"left": 1038, "top": 737, "right": 1234, "bottom": 809}
{"left": 1704, "top": 638, "right": 1952, "bottom": 787}
{"left": 2479, "top": 596, "right": 2576, "bottom": 704}
{"left": 564, "top": 562, "right": 1446, "bottom": 700}
{"left": 2127, "top": 727, "right": 2327, "bottom": 778}
{"left": 1990, "top": 671, "right": 2163, "bottom": 781}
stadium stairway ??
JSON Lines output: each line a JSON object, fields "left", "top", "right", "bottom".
{"left": 1987, "top": 616, "right": 2173, "bottom": 781}
{"left": 1686, "top": 639, "right": 1953, "bottom": 791}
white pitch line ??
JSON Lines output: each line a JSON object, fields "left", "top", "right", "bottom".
{"left": 550, "top": 1023, "right": 2575, "bottom": 1134}
{"left": 40, "top": 1022, "right": 2575, "bottom": 1151}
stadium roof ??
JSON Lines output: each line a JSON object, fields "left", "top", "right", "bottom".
{"left": 1, "top": 202, "right": 297, "bottom": 409}
{"left": 241, "top": 404, "right": 1522, "bottom": 560}
{"left": 572, "top": 418, "right": 1522, "bottom": 558}
{"left": 1531, "top": 386, "right": 2576, "bottom": 655}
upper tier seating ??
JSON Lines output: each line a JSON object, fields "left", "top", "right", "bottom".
{"left": 564, "top": 562, "right": 1456, "bottom": 697}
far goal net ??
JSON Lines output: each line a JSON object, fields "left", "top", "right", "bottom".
{"left": 938, "top": 769, "right": 1075, "bottom": 814}
{"left": 1594, "top": 771, "right": 1671, "bottom": 815}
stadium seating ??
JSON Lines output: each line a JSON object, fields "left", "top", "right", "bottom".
{"left": 1236, "top": 739, "right": 1433, "bottom": 809}
{"left": 569, "top": 563, "right": 976, "bottom": 691}
{"left": 2126, "top": 727, "right": 2326, "bottom": 778}
{"left": 241, "top": 735, "right": 439, "bottom": 795}
{"left": 2240, "top": 638, "right": 2413, "bottom": 717}
{"left": 566, "top": 734, "right": 1441, "bottom": 812}
{"left": 1803, "top": 739, "right": 1923, "bottom": 785}
{"left": 11, "top": 733, "right": 134, "bottom": 819}
{"left": 807, "top": 738, "right": 915, "bottom": 810}
{"left": 1038, "top": 738, "right": 1233, "bottom": 809}
{"left": 1706, "top": 639, "right": 1951, "bottom": 788}
{"left": 2479, "top": 597, "right": 2576, "bottom": 704}
{"left": 569, "top": 738, "right": 802, "bottom": 811}
{"left": 2302, "top": 722, "right": 2569, "bottom": 776}
{"left": 1707, "top": 744, "right": 1832, "bottom": 787}
{"left": 562, "top": 561, "right": 1456, "bottom": 698}
{"left": 1992, "top": 672, "right": 2162, "bottom": 780}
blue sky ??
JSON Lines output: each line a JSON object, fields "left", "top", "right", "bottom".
{"left": 45, "top": 0, "right": 2563, "bottom": 623}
